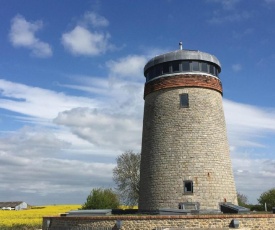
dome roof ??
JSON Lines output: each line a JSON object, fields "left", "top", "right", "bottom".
{"left": 144, "top": 49, "right": 221, "bottom": 73}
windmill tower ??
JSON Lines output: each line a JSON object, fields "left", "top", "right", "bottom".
{"left": 139, "top": 42, "right": 237, "bottom": 211}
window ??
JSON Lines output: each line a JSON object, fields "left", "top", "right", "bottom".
{"left": 172, "top": 61, "right": 180, "bottom": 72}
{"left": 181, "top": 61, "right": 190, "bottom": 71}
{"left": 213, "top": 66, "right": 216, "bottom": 76}
{"left": 184, "top": 180, "right": 193, "bottom": 194}
{"left": 145, "top": 67, "right": 155, "bottom": 81}
{"left": 201, "top": 62, "right": 208, "bottom": 73}
{"left": 163, "top": 63, "right": 170, "bottom": 74}
{"left": 209, "top": 65, "right": 215, "bottom": 75}
{"left": 155, "top": 65, "right": 162, "bottom": 76}
{"left": 192, "top": 61, "right": 199, "bottom": 71}
{"left": 180, "top": 93, "right": 189, "bottom": 108}
{"left": 145, "top": 61, "right": 220, "bottom": 83}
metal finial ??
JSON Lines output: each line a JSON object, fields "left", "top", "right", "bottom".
{"left": 179, "top": 41, "right": 183, "bottom": 50}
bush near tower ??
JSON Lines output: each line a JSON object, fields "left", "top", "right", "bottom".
{"left": 81, "top": 188, "right": 120, "bottom": 210}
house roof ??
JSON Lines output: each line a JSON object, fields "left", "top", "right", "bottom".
{"left": 0, "top": 201, "right": 25, "bottom": 207}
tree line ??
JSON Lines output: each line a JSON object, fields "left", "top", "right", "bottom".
{"left": 238, "top": 189, "right": 275, "bottom": 212}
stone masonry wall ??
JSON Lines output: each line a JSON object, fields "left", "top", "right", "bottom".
{"left": 139, "top": 76, "right": 237, "bottom": 210}
{"left": 43, "top": 214, "right": 275, "bottom": 230}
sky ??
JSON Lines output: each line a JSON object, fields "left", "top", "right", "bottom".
{"left": 1, "top": 0, "right": 275, "bottom": 206}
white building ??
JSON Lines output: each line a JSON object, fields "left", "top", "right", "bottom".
{"left": 0, "top": 201, "right": 28, "bottom": 210}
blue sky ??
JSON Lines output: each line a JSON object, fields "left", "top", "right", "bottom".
{"left": 1, "top": 0, "right": 275, "bottom": 205}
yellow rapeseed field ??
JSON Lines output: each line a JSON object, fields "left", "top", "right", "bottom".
{"left": 0, "top": 204, "right": 81, "bottom": 229}
{"left": 0, "top": 204, "right": 137, "bottom": 229}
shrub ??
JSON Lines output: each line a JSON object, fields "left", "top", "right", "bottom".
{"left": 81, "top": 188, "right": 120, "bottom": 210}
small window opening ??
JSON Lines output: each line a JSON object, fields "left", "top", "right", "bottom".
{"left": 162, "top": 63, "right": 170, "bottom": 74}
{"left": 184, "top": 180, "right": 193, "bottom": 194}
{"left": 172, "top": 61, "right": 180, "bottom": 72}
{"left": 146, "top": 67, "right": 155, "bottom": 81}
{"left": 181, "top": 61, "right": 190, "bottom": 71}
{"left": 180, "top": 93, "right": 189, "bottom": 108}
{"left": 209, "top": 65, "right": 215, "bottom": 75}
{"left": 192, "top": 61, "right": 199, "bottom": 71}
{"left": 201, "top": 62, "right": 208, "bottom": 72}
{"left": 155, "top": 65, "right": 162, "bottom": 76}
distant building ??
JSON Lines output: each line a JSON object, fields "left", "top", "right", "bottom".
{"left": 0, "top": 201, "right": 28, "bottom": 210}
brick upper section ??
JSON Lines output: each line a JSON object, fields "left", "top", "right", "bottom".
{"left": 144, "top": 74, "right": 223, "bottom": 98}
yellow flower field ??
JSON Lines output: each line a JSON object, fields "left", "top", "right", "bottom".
{"left": 0, "top": 204, "right": 81, "bottom": 229}
{"left": 0, "top": 204, "right": 138, "bottom": 229}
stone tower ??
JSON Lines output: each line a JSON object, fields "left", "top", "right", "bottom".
{"left": 139, "top": 43, "right": 237, "bottom": 211}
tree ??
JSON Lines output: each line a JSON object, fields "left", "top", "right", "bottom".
{"left": 81, "top": 188, "right": 120, "bottom": 210}
{"left": 113, "top": 150, "right": 140, "bottom": 206}
{"left": 237, "top": 192, "right": 248, "bottom": 207}
{"left": 258, "top": 188, "right": 275, "bottom": 211}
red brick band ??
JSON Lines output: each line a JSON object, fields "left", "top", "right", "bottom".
{"left": 144, "top": 74, "right": 223, "bottom": 98}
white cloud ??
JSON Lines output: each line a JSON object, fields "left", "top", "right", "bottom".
{"left": 224, "top": 99, "right": 275, "bottom": 147}
{"left": 0, "top": 79, "right": 98, "bottom": 121}
{"left": 62, "top": 26, "right": 110, "bottom": 56}
{"left": 232, "top": 63, "right": 242, "bottom": 72}
{"left": 0, "top": 126, "right": 69, "bottom": 157}
{"left": 232, "top": 152, "right": 275, "bottom": 203}
{"left": 224, "top": 99, "right": 275, "bottom": 132}
{"left": 0, "top": 126, "right": 115, "bottom": 204}
{"left": 50, "top": 54, "right": 147, "bottom": 152}
{"left": 59, "top": 76, "right": 112, "bottom": 96}
{"left": 82, "top": 11, "right": 109, "bottom": 27}
{"left": 9, "top": 15, "right": 52, "bottom": 57}
{"left": 0, "top": 75, "right": 142, "bottom": 203}
{"left": 61, "top": 12, "right": 114, "bottom": 56}
{"left": 54, "top": 107, "right": 142, "bottom": 151}
{"left": 106, "top": 55, "right": 148, "bottom": 79}
{"left": 222, "top": 99, "right": 275, "bottom": 203}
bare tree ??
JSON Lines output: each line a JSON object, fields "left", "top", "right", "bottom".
{"left": 237, "top": 192, "right": 248, "bottom": 206}
{"left": 113, "top": 150, "right": 140, "bottom": 206}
